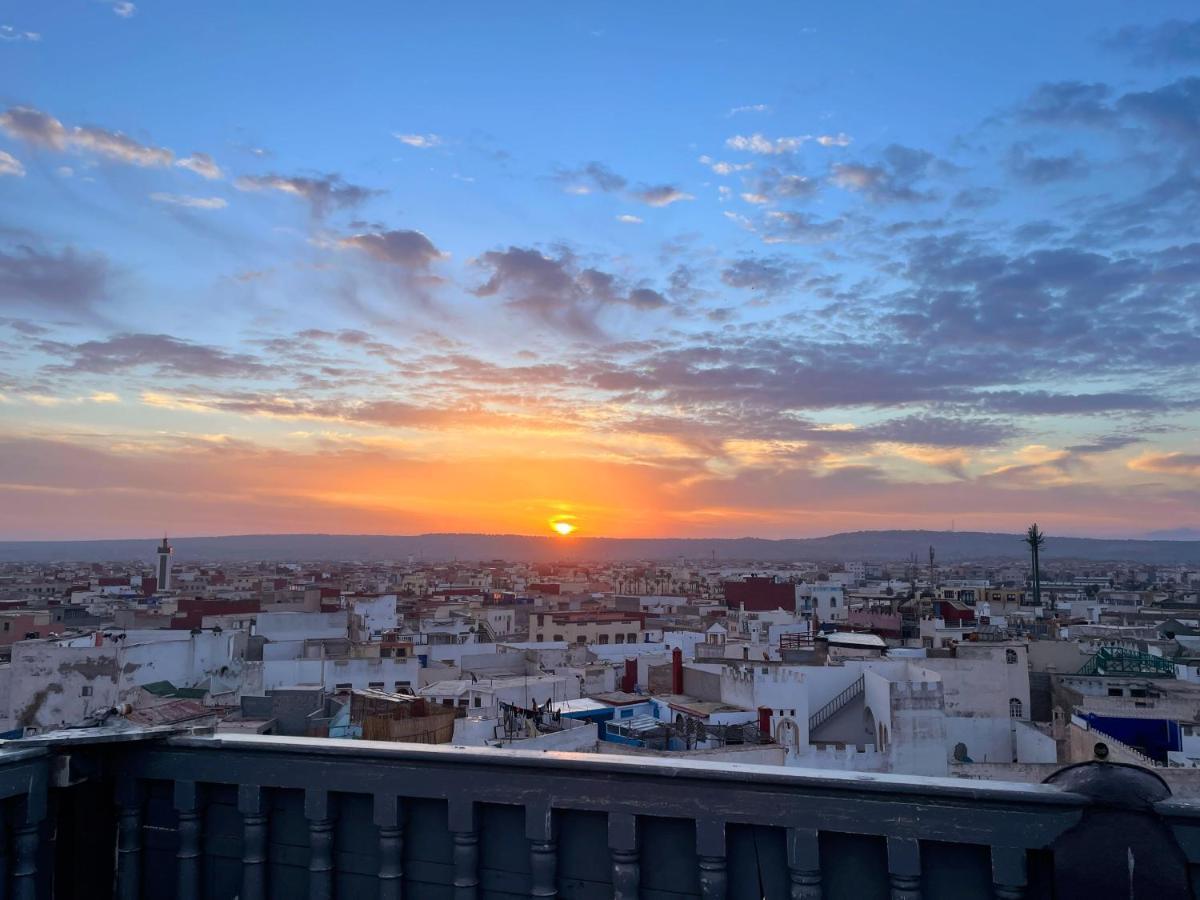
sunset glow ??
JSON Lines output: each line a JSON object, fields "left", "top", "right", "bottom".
{"left": 0, "top": 4, "right": 1198, "bottom": 541}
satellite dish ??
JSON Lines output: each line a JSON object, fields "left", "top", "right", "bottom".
{"left": 953, "top": 742, "right": 970, "bottom": 762}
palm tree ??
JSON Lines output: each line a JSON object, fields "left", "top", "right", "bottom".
{"left": 1025, "top": 524, "right": 1047, "bottom": 613}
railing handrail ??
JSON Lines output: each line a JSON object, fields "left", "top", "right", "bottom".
{"left": 808, "top": 673, "right": 865, "bottom": 732}
{"left": 156, "top": 730, "right": 1086, "bottom": 805}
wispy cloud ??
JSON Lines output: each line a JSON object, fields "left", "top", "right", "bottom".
{"left": 150, "top": 193, "right": 228, "bottom": 210}
{"left": 0, "top": 105, "right": 173, "bottom": 167}
{"left": 629, "top": 184, "right": 694, "bottom": 207}
{"left": 0, "top": 151, "right": 24, "bottom": 177}
{"left": 728, "top": 103, "right": 771, "bottom": 116}
{"left": 175, "top": 152, "right": 222, "bottom": 180}
{"left": 234, "top": 173, "right": 379, "bottom": 216}
{"left": 394, "top": 132, "right": 442, "bottom": 148}
{"left": 0, "top": 25, "right": 40, "bottom": 42}
{"left": 726, "top": 132, "right": 852, "bottom": 154}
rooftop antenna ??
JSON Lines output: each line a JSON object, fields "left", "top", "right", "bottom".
{"left": 929, "top": 545, "right": 936, "bottom": 586}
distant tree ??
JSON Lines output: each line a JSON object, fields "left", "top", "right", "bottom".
{"left": 1025, "top": 524, "right": 1047, "bottom": 613}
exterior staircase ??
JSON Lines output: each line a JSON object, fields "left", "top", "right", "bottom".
{"left": 808, "top": 674, "right": 865, "bottom": 734}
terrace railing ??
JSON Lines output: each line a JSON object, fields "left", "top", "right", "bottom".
{"left": 0, "top": 727, "right": 1198, "bottom": 898}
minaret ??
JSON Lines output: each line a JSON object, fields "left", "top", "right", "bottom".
{"left": 156, "top": 536, "right": 173, "bottom": 591}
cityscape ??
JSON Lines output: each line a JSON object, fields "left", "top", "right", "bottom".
{"left": 2, "top": 1, "right": 1200, "bottom": 897}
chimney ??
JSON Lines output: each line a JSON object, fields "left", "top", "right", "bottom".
{"left": 672, "top": 646, "right": 683, "bottom": 695}
{"left": 622, "top": 658, "right": 637, "bottom": 693}
{"left": 758, "top": 706, "right": 772, "bottom": 738}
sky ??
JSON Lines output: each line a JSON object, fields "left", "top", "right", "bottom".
{"left": 0, "top": 2, "right": 1198, "bottom": 542}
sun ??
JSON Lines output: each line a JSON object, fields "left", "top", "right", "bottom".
{"left": 552, "top": 521, "right": 576, "bottom": 536}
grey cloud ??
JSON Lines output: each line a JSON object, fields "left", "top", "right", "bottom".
{"left": 629, "top": 184, "right": 694, "bottom": 207}
{"left": 760, "top": 211, "right": 843, "bottom": 243}
{"left": 0, "top": 106, "right": 68, "bottom": 149}
{"left": 234, "top": 173, "right": 379, "bottom": 216}
{"left": 1019, "top": 82, "right": 1116, "bottom": 127}
{"left": 1006, "top": 143, "right": 1089, "bottom": 184}
{"left": 973, "top": 390, "right": 1169, "bottom": 415}
{"left": 340, "top": 229, "right": 445, "bottom": 269}
{"left": 1116, "top": 77, "right": 1200, "bottom": 144}
{"left": 558, "top": 162, "right": 627, "bottom": 193}
{"left": 831, "top": 144, "right": 936, "bottom": 203}
{"left": 43, "top": 333, "right": 276, "bottom": 378}
{"left": 720, "top": 256, "right": 803, "bottom": 293}
{"left": 1104, "top": 19, "right": 1200, "bottom": 66}
{"left": 473, "top": 247, "right": 669, "bottom": 336}
{"left": 0, "top": 244, "right": 110, "bottom": 312}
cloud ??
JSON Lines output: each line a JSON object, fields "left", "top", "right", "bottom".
{"left": 1104, "top": 19, "right": 1200, "bottom": 66}
{"left": 176, "top": 153, "right": 222, "bottom": 180}
{"left": 759, "top": 211, "right": 843, "bottom": 243}
{"left": 394, "top": 133, "right": 442, "bottom": 148}
{"left": 0, "top": 151, "right": 24, "bottom": 177}
{"left": 629, "top": 184, "right": 694, "bottom": 207}
{"left": 1019, "top": 81, "right": 1116, "bottom": 127}
{"left": 338, "top": 229, "right": 446, "bottom": 269}
{"left": 0, "top": 106, "right": 68, "bottom": 149}
{"left": 729, "top": 104, "right": 771, "bottom": 116}
{"left": 112, "top": 2, "right": 135, "bottom": 17}
{"left": 0, "top": 243, "right": 111, "bottom": 312}
{"left": 473, "top": 247, "right": 668, "bottom": 335}
{"left": 726, "top": 132, "right": 851, "bottom": 154}
{"left": 1006, "top": 142, "right": 1089, "bottom": 183}
{"left": 727, "top": 133, "right": 806, "bottom": 154}
{"left": 616, "top": 214, "right": 642, "bottom": 224}
{"left": 698, "top": 155, "right": 753, "bottom": 175}
{"left": 975, "top": 390, "right": 1169, "bottom": 415}
{"left": 149, "top": 193, "right": 228, "bottom": 210}
{"left": 557, "top": 161, "right": 627, "bottom": 194}
{"left": 0, "top": 25, "right": 40, "bottom": 42}
{"left": 1129, "top": 452, "right": 1200, "bottom": 477}
{"left": 69, "top": 125, "right": 173, "bottom": 166}
{"left": 1116, "top": 77, "right": 1200, "bottom": 144}
{"left": 45, "top": 333, "right": 277, "bottom": 378}
{"left": 0, "top": 104, "right": 173, "bottom": 166}
{"left": 720, "top": 256, "right": 803, "bottom": 293}
{"left": 234, "top": 173, "right": 379, "bottom": 216}
{"left": 830, "top": 144, "right": 936, "bottom": 202}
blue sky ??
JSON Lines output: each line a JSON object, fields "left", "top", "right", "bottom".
{"left": 0, "top": 2, "right": 1198, "bottom": 540}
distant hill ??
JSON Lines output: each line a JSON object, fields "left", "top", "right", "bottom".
{"left": 0, "top": 530, "right": 1197, "bottom": 565}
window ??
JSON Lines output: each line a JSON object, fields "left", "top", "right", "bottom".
{"left": 368, "top": 681, "right": 384, "bottom": 690}
{"left": 1006, "top": 649, "right": 1018, "bottom": 664}
{"left": 473, "top": 696, "right": 482, "bottom": 707}
{"left": 627, "top": 633, "right": 637, "bottom": 642}
{"left": 334, "top": 682, "right": 352, "bottom": 691}
{"left": 81, "top": 686, "right": 93, "bottom": 697}
{"left": 1108, "top": 687, "right": 1124, "bottom": 697}
{"left": 615, "top": 634, "right": 625, "bottom": 644}
{"left": 442, "top": 699, "right": 453, "bottom": 707}
{"left": 458, "top": 699, "right": 468, "bottom": 707}
{"left": 1130, "top": 688, "right": 1148, "bottom": 699}
{"left": 536, "top": 634, "right": 544, "bottom": 642}
{"left": 1009, "top": 698, "right": 1023, "bottom": 718}
{"left": 2, "top": 622, "right": 8, "bottom": 632}
{"left": 394, "top": 681, "right": 411, "bottom": 692}
{"left": 552, "top": 634, "right": 564, "bottom": 642}
{"left": 598, "top": 634, "right": 609, "bottom": 645}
